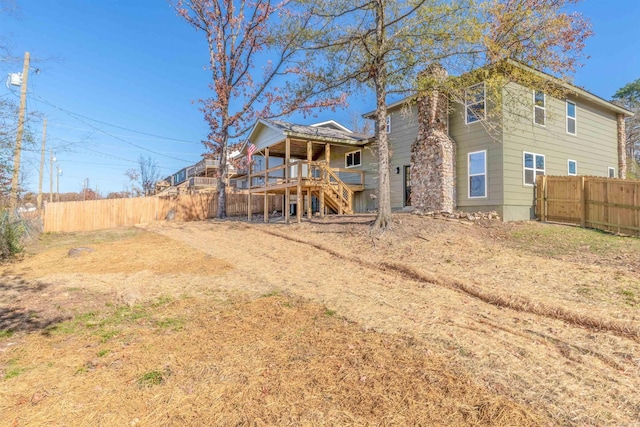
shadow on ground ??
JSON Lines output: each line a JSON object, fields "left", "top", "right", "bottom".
{"left": 0, "top": 274, "right": 70, "bottom": 334}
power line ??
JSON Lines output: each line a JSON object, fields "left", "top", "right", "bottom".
{"left": 11, "top": 86, "right": 195, "bottom": 162}
{"left": 30, "top": 93, "right": 203, "bottom": 145}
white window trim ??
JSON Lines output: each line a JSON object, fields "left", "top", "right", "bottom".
{"left": 468, "top": 150, "right": 487, "bottom": 199}
{"left": 567, "top": 159, "right": 577, "bottom": 176}
{"left": 385, "top": 115, "right": 391, "bottom": 133}
{"left": 345, "top": 150, "right": 362, "bottom": 168}
{"left": 465, "top": 82, "right": 486, "bottom": 124}
{"left": 608, "top": 167, "right": 616, "bottom": 178}
{"left": 533, "top": 90, "right": 546, "bottom": 127}
{"left": 523, "top": 151, "right": 545, "bottom": 187}
{"left": 566, "top": 101, "right": 577, "bottom": 135}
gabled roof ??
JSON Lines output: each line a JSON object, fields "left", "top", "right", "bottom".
{"left": 310, "top": 120, "right": 353, "bottom": 132}
{"left": 362, "top": 60, "right": 634, "bottom": 118}
{"left": 247, "top": 118, "right": 372, "bottom": 148}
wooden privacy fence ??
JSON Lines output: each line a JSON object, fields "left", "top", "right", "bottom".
{"left": 536, "top": 175, "right": 640, "bottom": 236}
{"left": 43, "top": 193, "right": 283, "bottom": 233}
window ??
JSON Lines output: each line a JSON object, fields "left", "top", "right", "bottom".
{"left": 523, "top": 152, "right": 545, "bottom": 186}
{"left": 386, "top": 115, "right": 391, "bottom": 133}
{"left": 567, "top": 159, "right": 577, "bottom": 176}
{"left": 608, "top": 167, "right": 616, "bottom": 178}
{"left": 465, "top": 83, "right": 486, "bottom": 124}
{"left": 468, "top": 150, "right": 487, "bottom": 198}
{"left": 534, "top": 90, "right": 546, "bottom": 126}
{"left": 566, "top": 101, "right": 577, "bottom": 135}
{"left": 345, "top": 150, "right": 362, "bottom": 168}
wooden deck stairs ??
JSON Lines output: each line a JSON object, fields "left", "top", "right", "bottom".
{"left": 315, "top": 164, "right": 354, "bottom": 214}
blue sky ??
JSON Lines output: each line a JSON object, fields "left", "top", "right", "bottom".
{"left": 0, "top": 0, "right": 638, "bottom": 196}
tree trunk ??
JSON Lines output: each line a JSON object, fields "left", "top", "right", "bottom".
{"left": 217, "top": 131, "right": 229, "bottom": 219}
{"left": 372, "top": 0, "right": 392, "bottom": 232}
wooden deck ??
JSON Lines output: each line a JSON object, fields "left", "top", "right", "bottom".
{"left": 247, "top": 160, "right": 364, "bottom": 223}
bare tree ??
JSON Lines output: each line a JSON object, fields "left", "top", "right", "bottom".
{"left": 174, "top": 0, "right": 344, "bottom": 218}
{"left": 125, "top": 156, "right": 162, "bottom": 197}
{"left": 138, "top": 156, "right": 162, "bottom": 196}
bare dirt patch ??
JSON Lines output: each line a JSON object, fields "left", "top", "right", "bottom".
{"left": 1, "top": 215, "right": 639, "bottom": 426}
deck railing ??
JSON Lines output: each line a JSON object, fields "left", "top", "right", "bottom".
{"left": 194, "top": 158, "right": 219, "bottom": 176}
{"left": 189, "top": 177, "right": 218, "bottom": 187}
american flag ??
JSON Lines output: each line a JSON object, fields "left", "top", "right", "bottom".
{"left": 247, "top": 142, "right": 257, "bottom": 163}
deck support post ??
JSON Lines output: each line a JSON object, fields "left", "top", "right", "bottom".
{"left": 307, "top": 141, "right": 313, "bottom": 219}
{"left": 247, "top": 157, "right": 252, "bottom": 221}
{"left": 285, "top": 137, "right": 290, "bottom": 224}
{"left": 285, "top": 188, "right": 290, "bottom": 224}
{"left": 264, "top": 147, "right": 269, "bottom": 223}
{"left": 307, "top": 141, "right": 312, "bottom": 178}
{"left": 297, "top": 162, "right": 302, "bottom": 224}
{"left": 319, "top": 189, "right": 325, "bottom": 218}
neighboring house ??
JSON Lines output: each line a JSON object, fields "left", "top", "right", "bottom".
{"left": 232, "top": 62, "right": 635, "bottom": 221}
{"left": 156, "top": 158, "right": 221, "bottom": 197}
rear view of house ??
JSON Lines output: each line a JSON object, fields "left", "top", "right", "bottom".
{"left": 375, "top": 62, "right": 632, "bottom": 221}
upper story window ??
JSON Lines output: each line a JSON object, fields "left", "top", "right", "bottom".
{"left": 534, "top": 90, "right": 546, "bottom": 126}
{"left": 523, "top": 152, "right": 545, "bottom": 186}
{"left": 386, "top": 115, "right": 391, "bottom": 133}
{"left": 468, "top": 150, "right": 487, "bottom": 198}
{"left": 465, "top": 83, "right": 486, "bottom": 124}
{"left": 566, "top": 101, "right": 577, "bottom": 135}
{"left": 345, "top": 150, "right": 362, "bottom": 168}
{"left": 568, "top": 159, "right": 577, "bottom": 176}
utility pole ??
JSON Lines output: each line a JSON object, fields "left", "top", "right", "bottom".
{"left": 83, "top": 178, "right": 88, "bottom": 201}
{"left": 37, "top": 118, "right": 47, "bottom": 211}
{"left": 9, "top": 51, "right": 30, "bottom": 210}
{"left": 56, "top": 165, "right": 61, "bottom": 202}
{"left": 49, "top": 150, "right": 55, "bottom": 203}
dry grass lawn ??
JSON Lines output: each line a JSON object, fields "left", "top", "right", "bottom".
{"left": 1, "top": 214, "right": 639, "bottom": 426}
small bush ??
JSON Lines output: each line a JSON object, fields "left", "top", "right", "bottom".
{"left": 0, "top": 210, "right": 23, "bottom": 259}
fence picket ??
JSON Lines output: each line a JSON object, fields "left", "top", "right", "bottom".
{"left": 536, "top": 176, "right": 640, "bottom": 236}
{"left": 43, "top": 193, "right": 283, "bottom": 233}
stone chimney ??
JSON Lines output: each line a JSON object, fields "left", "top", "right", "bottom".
{"left": 410, "top": 64, "right": 456, "bottom": 213}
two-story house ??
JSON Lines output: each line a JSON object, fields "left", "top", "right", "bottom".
{"left": 238, "top": 62, "right": 633, "bottom": 221}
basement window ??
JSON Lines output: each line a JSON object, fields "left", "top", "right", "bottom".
{"left": 345, "top": 150, "right": 362, "bottom": 168}
{"left": 468, "top": 150, "right": 487, "bottom": 198}
{"left": 524, "top": 152, "right": 545, "bottom": 186}
{"left": 465, "top": 82, "right": 486, "bottom": 124}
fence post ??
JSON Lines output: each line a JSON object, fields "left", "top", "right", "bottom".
{"left": 580, "top": 176, "right": 586, "bottom": 228}
{"left": 541, "top": 175, "right": 547, "bottom": 222}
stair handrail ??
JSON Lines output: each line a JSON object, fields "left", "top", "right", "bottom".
{"left": 318, "top": 162, "right": 353, "bottom": 213}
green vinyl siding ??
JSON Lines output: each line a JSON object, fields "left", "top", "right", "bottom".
{"left": 501, "top": 82, "right": 618, "bottom": 211}
{"left": 387, "top": 106, "right": 419, "bottom": 208}
{"left": 449, "top": 100, "right": 504, "bottom": 210}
